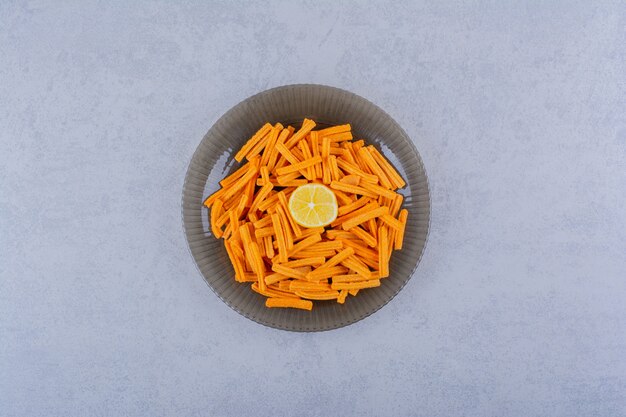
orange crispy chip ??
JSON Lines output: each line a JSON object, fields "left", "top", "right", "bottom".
{"left": 378, "top": 225, "right": 389, "bottom": 278}
{"left": 331, "top": 280, "right": 381, "bottom": 290}
{"left": 284, "top": 118, "right": 316, "bottom": 149}
{"left": 234, "top": 123, "right": 272, "bottom": 162}
{"left": 395, "top": 209, "right": 408, "bottom": 250}
{"left": 265, "top": 298, "right": 312, "bottom": 310}
{"left": 342, "top": 206, "right": 389, "bottom": 231}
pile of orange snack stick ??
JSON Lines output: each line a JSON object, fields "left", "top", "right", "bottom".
{"left": 204, "top": 119, "right": 408, "bottom": 310}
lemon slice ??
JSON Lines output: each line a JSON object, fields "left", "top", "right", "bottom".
{"left": 288, "top": 184, "right": 338, "bottom": 228}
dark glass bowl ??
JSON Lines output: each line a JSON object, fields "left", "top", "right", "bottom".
{"left": 182, "top": 84, "right": 430, "bottom": 331}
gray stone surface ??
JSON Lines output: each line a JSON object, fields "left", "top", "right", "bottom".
{"left": 1, "top": 1, "right": 624, "bottom": 416}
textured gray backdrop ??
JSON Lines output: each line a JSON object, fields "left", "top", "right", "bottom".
{"left": 1, "top": 1, "right": 625, "bottom": 416}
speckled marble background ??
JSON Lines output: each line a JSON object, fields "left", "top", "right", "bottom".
{"left": 1, "top": 1, "right": 625, "bottom": 416}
